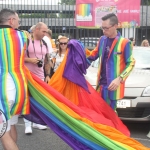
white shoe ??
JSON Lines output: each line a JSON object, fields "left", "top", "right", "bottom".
{"left": 147, "top": 131, "right": 150, "bottom": 138}
{"left": 25, "top": 126, "right": 32, "bottom": 134}
{"left": 32, "top": 123, "right": 47, "bottom": 130}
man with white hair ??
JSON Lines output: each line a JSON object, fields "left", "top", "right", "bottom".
{"left": 24, "top": 22, "right": 52, "bottom": 134}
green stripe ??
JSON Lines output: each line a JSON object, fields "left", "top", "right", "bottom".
{"left": 28, "top": 81, "right": 128, "bottom": 150}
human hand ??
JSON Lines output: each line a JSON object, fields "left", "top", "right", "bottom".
{"left": 29, "top": 58, "right": 40, "bottom": 64}
{"left": 108, "top": 77, "right": 123, "bottom": 91}
{"left": 53, "top": 48, "right": 58, "bottom": 52}
{"left": 45, "top": 76, "right": 50, "bottom": 84}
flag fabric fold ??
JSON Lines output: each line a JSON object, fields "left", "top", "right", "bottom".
{"left": 24, "top": 39, "right": 150, "bottom": 150}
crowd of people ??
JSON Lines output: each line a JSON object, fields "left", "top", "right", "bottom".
{"left": 129, "top": 37, "right": 150, "bottom": 47}
{"left": 0, "top": 8, "right": 150, "bottom": 150}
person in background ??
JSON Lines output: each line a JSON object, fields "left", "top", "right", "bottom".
{"left": 45, "top": 29, "right": 57, "bottom": 51}
{"left": 86, "top": 13, "right": 135, "bottom": 112}
{"left": 129, "top": 37, "right": 135, "bottom": 47}
{"left": 0, "top": 8, "right": 29, "bottom": 150}
{"left": 24, "top": 22, "right": 52, "bottom": 134}
{"left": 141, "top": 39, "right": 149, "bottom": 47}
{"left": 49, "top": 35, "right": 69, "bottom": 78}
{"left": 28, "top": 25, "right": 36, "bottom": 34}
{"left": 28, "top": 25, "right": 53, "bottom": 54}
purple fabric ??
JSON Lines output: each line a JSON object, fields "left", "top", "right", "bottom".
{"left": 63, "top": 39, "right": 89, "bottom": 93}
{"left": 24, "top": 100, "right": 91, "bottom": 150}
{"left": 100, "top": 38, "right": 115, "bottom": 85}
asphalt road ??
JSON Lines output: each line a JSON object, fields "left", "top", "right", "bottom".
{"left": 123, "top": 121, "right": 150, "bottom": 148}
{"left": 0, "top": 119, "right": 150, "bottom": 150}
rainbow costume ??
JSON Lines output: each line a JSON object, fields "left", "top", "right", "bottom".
{"left": 86, "top": 32, "right": 135, "bottom": 100}
{"left": 0, "top": 26, "right": 29, "bottom": 120}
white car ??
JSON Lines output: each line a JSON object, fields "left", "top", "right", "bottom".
{"left": 85, "top": 46, "right": 150, "bottom": 121}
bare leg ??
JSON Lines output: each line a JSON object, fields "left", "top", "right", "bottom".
{"left": 0, "top": 131, "right": 19, "bottom": 150}
{"left": 10, "top": 125, "right": 17, "bottom": 142}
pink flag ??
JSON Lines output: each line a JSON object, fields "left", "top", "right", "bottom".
{"left": 75, "top": 0, "right": 141, "bottom": 28}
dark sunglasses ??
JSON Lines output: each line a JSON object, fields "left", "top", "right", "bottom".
{"left": 59, "top": 42, "right": 67, "bottom": 45}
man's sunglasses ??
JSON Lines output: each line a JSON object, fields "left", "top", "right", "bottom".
{"left": 59, "top": 42, "right": 67, "bottom": 45}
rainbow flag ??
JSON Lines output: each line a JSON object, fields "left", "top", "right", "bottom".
{"left": 77, "top": 4, "right": 92, "bottom": 17}
{"left": 25, "top": 40, "right": 150, "bottom": 150}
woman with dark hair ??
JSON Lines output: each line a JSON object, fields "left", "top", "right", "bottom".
{"left": 129, "top": 37, "right": 135, "bottom": 46}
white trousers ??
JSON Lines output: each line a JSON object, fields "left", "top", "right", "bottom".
{"left": 6, "top": 73, "right": 18, "bottom": 131}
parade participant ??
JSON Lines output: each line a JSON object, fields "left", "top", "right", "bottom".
{"left": 0, "top": 8, "right": 29, "bottom": 150}
{"left": 86, "top": 13, "right": 135, "bottom": 111}
{"left": 141, "top": 39, "right": 150, "bottom": 47}
{"left": 45, "top": 29, "right": 57, "bottom": 50}
{"left": 24, "top": 22, "right": 51, "bottom": 134}
{"left": 49, "top": 35, "right": 68, "bottom": 78}
{"left": 129, "top": 37, "right": 136, "bottom": 46}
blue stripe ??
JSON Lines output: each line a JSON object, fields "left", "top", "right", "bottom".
{"left": 30, "top": 97, "right": 106, "bottom": 150}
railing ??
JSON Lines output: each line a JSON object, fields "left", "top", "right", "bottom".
{"left": 0, "top": 0, "right": 150, "bottom": 46}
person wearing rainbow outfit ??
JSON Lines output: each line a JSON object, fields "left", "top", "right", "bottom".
{"left": 0, "top": 8, "right": 29, "bottom": 150}
{"left": 86, "top": 13, "right": 135, "bottom": 111}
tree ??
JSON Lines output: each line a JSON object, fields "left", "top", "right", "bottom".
{"left": 58, "top": 0, "right": 76, "bottom": 5}
{"left": 141, "top": 0, "right": 150, "bottom": 5}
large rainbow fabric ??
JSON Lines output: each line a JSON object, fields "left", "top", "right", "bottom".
{"left": 0, "top": 28, "right": 29, "bottom": 120}
{"left": 25, "top": 40, "right": 149, "bottom": 150}
{"left": 77, "top": 4, "right": 92, "bottom": 17}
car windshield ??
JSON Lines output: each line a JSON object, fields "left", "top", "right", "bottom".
{"left": 91, "top": 47, "right": 150, "bottom": 69}
{"left": 133, "top": 47, "right": 150, "bottom": 68}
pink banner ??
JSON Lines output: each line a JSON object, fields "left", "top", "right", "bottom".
{"left": 75, "top": 0, "right": 141, "bottom": 28}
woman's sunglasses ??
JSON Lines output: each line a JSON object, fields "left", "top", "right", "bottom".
{"left": 59, "top": 42, "right": 67, "bottom": 45}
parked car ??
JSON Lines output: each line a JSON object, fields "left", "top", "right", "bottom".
{"left": 85, "top": 46, "right": 150, "bottom": 122}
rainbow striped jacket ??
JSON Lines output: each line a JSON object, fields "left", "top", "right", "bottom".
{"left": 0, "top": 26, "right": 30, "bottom": 120}
{"left": 87, "top": 32, "right": 135, "bottom": 100}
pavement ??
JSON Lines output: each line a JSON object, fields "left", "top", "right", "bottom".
{"left": 0, "top": 117, "right": 72, "bottom": 150}
{"left": 0, "top": 118, "right": 150, "bottom": 150}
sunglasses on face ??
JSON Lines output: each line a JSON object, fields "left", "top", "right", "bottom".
{"left": 59, "top": 42, "right": 67, "bottom": 45}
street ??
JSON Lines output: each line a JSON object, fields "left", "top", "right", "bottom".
{"left": 0, "top": 119, "right": 150, "bottom": 150}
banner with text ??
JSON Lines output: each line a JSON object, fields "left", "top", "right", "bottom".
{"left": 75, "top": 0, "right": 141, "bottom": 28}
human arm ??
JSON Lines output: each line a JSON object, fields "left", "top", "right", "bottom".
{"left": 108, "top": 76, "right": 123, "bottom": 91}
{"left": 108, "top": 41, "right": 135, "bottom": 91}
{"left": 24, "top": 57, "right": 40, "bottom": 64}
{"left": 119, "top": 41, "right": 135, "bottom": 81}
{"left": 44, "top": 53, "right": 51, "bottom": 83}
{"left": 85, "top": 36, "right": 103, "bottom": 67}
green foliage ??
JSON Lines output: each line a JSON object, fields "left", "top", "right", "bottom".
{"left": 59, "top": 13, "right": 74, "bottom": 18}
{"left": 19, "top": 13, "right": 57, "bottom": 18}
{"left": 58, "top": 0, "right": 76, "bottom": 5}
{"left": 141, "top": 0, "right": 150, "bottom": 5}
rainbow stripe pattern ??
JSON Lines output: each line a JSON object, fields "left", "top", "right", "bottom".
{"left": 77, "top": 3, "right": 92, "bottom": 17}
{"left": 0, "top": 27, "right": 29, "bottom": 120}
{"left": 25, "top": 67, "right": 149, "bottom": 150}
{"left": 24, "top": 40, "right": 148, "bottom": 149}
{"left": 87, "top": 32, "right": 135, "bottom": 100}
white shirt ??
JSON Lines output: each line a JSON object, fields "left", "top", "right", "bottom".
{"left": 43, "top": 36, "right": 53, "bottom": 53}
